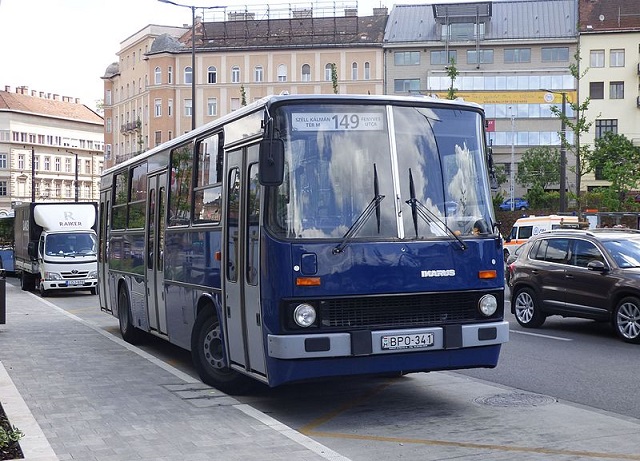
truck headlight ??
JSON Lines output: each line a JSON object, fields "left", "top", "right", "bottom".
{"left": 44, "top": 272, "right": 62, "bottom": 281}
{"left": 88, "top": 270, "right": 98, "bottom": 279}
{"left": 293, "top": 303, "right": 317, "bottom": 327}
{"left": 478, "top": 294, "right": 498, "bottom": 316}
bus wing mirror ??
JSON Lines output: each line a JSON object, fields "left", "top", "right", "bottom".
{"left": 259, "top": 139, "right": 284, "bottom": 186}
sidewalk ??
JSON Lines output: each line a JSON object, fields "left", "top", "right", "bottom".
{"left": 0, "top": 281, "right": 348, "bottom": 461}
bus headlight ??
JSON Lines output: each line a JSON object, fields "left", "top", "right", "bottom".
{"left": 293, "top": 303, "right": 317, "bottom": 328}
{"left": 478, "top": 294, "right": 498, "bottom": 317}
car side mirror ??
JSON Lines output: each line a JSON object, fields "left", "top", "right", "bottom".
{"left": 587, "top": 260, "right": 607, "bottom": 272}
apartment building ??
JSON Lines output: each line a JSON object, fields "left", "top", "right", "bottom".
{"left": 102, "top": 2, "right": 388, "bottom": 168}
{"left": 383, "top": 0, "right": 579, "bottom": 199}
{"left": 0, "top": 86, "right": 104, "bottom": 216}
{"left": 578, "top": 0, "right": 640, "bottom": 190}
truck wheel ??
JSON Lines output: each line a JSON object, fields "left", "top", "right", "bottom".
{"left": 118, "top": 288, "right": 143, "bottom": 344}
{"left": 90, "top": 287, "right": 97, "bottom": 295}
{"left": 191, "top": 308, "right": 253, "bottom": 395}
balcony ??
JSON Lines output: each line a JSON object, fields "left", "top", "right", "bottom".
{"left": 120, "top": 121, "right": 141, "bottom": 134}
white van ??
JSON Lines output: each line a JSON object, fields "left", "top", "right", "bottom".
{"left": 503, "top": 214, "right": 587, "bottom": 261}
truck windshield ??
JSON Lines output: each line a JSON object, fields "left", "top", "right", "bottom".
{"left": 267, "top": 103, "right": 494, "bottom": 240}
{"left": 45, "top": 233, "right": 97, "bottom": 256}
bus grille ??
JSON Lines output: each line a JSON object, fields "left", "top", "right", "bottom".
{"left": 319, "top": 292, "right": 485, "bottom": 330}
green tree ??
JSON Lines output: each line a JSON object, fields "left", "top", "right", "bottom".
{"left": 331, "top": 63, "right": 339, "bottom": 94}
{"left": 515, "top": 146, "right": 560, "bottom": 190}
{"left": 588, "top": 132, "right": 640, "bottom": 207}
{"left": 240, "top": 85, "right": 247, "bottom": 106}
{"left": 446, "top": 57, "right": 459, "bottom": 100}
{"left": 550, "top": 47, "right": 594, "bottom": 214}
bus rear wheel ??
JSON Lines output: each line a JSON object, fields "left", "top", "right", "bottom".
{"left": 191, "top": 309, "right": 253, "bottom": 395}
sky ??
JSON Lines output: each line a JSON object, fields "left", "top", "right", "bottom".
{"left": 0, "top": 0, "right": 412, "bottom": 111}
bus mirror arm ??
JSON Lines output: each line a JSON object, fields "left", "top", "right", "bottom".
{"left": 258, "top": 139, "right": 285, "bottom": 186}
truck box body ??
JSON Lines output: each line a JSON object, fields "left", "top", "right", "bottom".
{"left": 14, "top": 202, "right": 98, "bottom": 295}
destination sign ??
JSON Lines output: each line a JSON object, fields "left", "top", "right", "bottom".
{"left": 291, "top": 112, "right": 384, "bottom": 131}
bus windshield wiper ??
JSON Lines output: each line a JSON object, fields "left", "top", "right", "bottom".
{"left": 405, "top": 168, "right": 466, "bottom": 250}
{"left": 333, "top": 164, "right": 385, "bottom": 254}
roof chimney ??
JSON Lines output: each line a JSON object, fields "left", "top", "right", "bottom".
{"left": 4, "top": 86, "right": 10, "bottom": 92}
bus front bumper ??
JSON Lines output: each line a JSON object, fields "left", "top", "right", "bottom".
{"left": 268, "top": 321, "right": 509, "bottom": 359}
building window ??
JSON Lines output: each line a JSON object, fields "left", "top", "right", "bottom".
{"left": 184, "top": 66, "right": 193, "bottom": 84}
{"left": 65, "top": 158, "right": 71, "bottom": 172}
{"left": 590, "top": 50, "right": 604, "bottom": 67}
{"left": 18, "top": 154, "right": 24, "bottom": 170}
{"left": 590, "top": 82, "right": 604, "bottom": 99}
{"left": 254, "top": 66, "right": 263, "bottom": 83}
{"left": 208, "top": 97, "right": 217, "bottom": 116}
{"left": 430, "top": 50, "right": 457, "bottom": 65}
{"left": 208, "top": 66, "right": 217, "bottom": 83}
{"left": 154, "top": 66, "right": 161, "bottom": 84}
{"left": 0, "top": 181, "right": 6, "bottom": 196}
{"left": 44, "top": 156, "right": 51, "bottom": 171}
{"left": 231, "top": 66, "right": 240, "bottom": 83}
{"left": 0, "top": 153, "right": 6, "bottom": 169}
{"left": 610, "top": 49, "right": 625, "bottom": 67}
{"left": 85, "top": 160, "right": 91, "bottom": 174}
{"left": 168, "top": 66, "right": 173, "bottom": 84}
{"left": 168, "top": 99, "right": 173, "bottom": 117}
{"left": 155, "top": 131, "right": 162, "bottom": 146}
{"left": 504, "top": 48, "right": 531, "bottom": 63}
{"left": 106, "top": 118, "right": 112, "bottom": 133}
{"left": 325, "top": 63, "right": 333, "bottom": 81}
{"left": 231, "top": 98, "right": 240, "bottom": 111}
{"left": 301, "top": 64, "right": 311, "bottom": 82}
{"left": 154, "top": 99, "right": 162, "bottom": 117}
{"left": 609, "top": 81, "right": 624, "bottom": 99}
{"left": 595, "top": 119, "right": 618, "bottom": 139}
{"left": 55, "top": 157, "right": 61, "bottom": 172}
{"left": 442, "top": 22, "right": 484, "bottom": 40}
{"left": 394, "top": 51, "right": 420, "bottom": 66}
{"left": 351, "top": 62, "right": 358, "bottom": 80}
{"left": 542, "top": 47, "right": 569, "bottom": 62}
{"left": 185, "top": 99, "right": 192, "bottom": 116}
{"left": 364, "top": 62, "right": 370, "bottom": 80}
{"left": 277, "top": 64, "right": 287, "bottom": 82}
{"left": 468, "top": 49, "right": 494, "bottom": 64}
{"left": 394, "top": 79, "right": 420, "bottom": 93}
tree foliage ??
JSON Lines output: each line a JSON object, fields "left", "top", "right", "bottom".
{"left": 588, "top": 132, "right": 640, "bottom": 202}
{"left": 515, "top": 146, "right": 560, "bottom": 190}
{"left": 331, "top": 63, "right": 339, "bottom": 94}
{"left": 446, "top": 57, "right": 459, "bottom": 100}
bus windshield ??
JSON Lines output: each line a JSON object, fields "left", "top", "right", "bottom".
{"left": 268, "top": 103, "right": 494, "bottom": 240}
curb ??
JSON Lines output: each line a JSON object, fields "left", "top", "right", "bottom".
{"left": 0, "top": 361, "right": 58, "bottom": 461}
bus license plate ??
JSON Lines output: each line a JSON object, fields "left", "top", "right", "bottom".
{"left": 381, "top": 333, "right": 434, "bottom": 350}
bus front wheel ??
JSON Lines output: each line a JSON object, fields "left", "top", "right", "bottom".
{"left": 118, "top": 288, "right": 143, "bottom": 344}
{"left": 191, "top": 309, "right": 253, "bottom": 395}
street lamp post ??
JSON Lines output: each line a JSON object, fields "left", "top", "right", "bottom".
{"left": 158, "top": 0, "right": 197, "bottom": 131}
{"left": 543, "top": 89, "right": 567, "bottom": 213}
{"left": 510, "top": 108, "right": 515, "bottom": 211}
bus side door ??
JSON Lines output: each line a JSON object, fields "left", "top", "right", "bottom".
{"left": 146, "top": 172, "right": 168, "bottom": 336}
{"left": 98, "top": 189, "right": 112, "bottom": 312}
{"left": 224, "top": 144, "right": 266, "bottom": 376}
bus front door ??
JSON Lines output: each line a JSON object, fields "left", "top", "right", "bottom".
{"left": 146, "top": 172, "right": 168, "bottom": 336}
{"left": 224, "top": 145, "right": 266, "bottom": 376}
{"left": 98, "top": 189, "right": 111, "bottom": 312}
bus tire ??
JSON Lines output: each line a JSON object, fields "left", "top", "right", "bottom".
{"left": 191, "top": 309, "right": 253, "bottom": 395}
{"left": 118, "top": 287, "right": 143, "bottom": 344}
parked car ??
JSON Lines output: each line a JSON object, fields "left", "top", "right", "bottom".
{"left": 498, "top": 198, "right": 529, "bottom": 211}
{"left": 509, "top": 228, "right": 640, "bottom": 343}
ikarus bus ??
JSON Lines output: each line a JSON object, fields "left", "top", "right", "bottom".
{"left": 98, "top": 94, "right": 509, "bottom": 393}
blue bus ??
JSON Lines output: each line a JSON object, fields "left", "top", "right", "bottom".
{"left": 99, "top": 94, "right": 508, "bottom": 393}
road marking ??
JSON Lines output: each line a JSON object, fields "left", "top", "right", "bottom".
{"left": 510, "top": 329, "right": 573, "bottom": 341}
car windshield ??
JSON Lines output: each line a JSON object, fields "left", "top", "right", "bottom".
{"left": 267, "top": 103, "right": 495, "bottom": 240}
{"left": 603, "top": 238, "right": 640, "bottom": 268}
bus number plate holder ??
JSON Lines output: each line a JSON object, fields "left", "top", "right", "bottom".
{"left": 381, "top": 333, "right": 434, "bottom": 350}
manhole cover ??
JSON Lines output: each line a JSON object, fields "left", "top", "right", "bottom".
{"left": 474, "top": 392, "right": 557, "bottom": 407}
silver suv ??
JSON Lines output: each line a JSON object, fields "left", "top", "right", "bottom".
{"left": 509, "top": 228, "right": 640, "bottom": 343}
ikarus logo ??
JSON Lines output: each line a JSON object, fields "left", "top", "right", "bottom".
{"left": 421, "top": 269, "right": 456, "bottom": 278}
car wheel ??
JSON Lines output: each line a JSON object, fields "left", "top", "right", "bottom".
{"left": 519, "top": 206, "right": 527, "bottom": 210}
{"left": 191, "top": 307, "right": 254, "bottom": 395}
{"left": 513, "top": 287, "right": 546, "bottom": 328}
{"left": 613, "top": 297, "right": 640, "bottom": 344}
